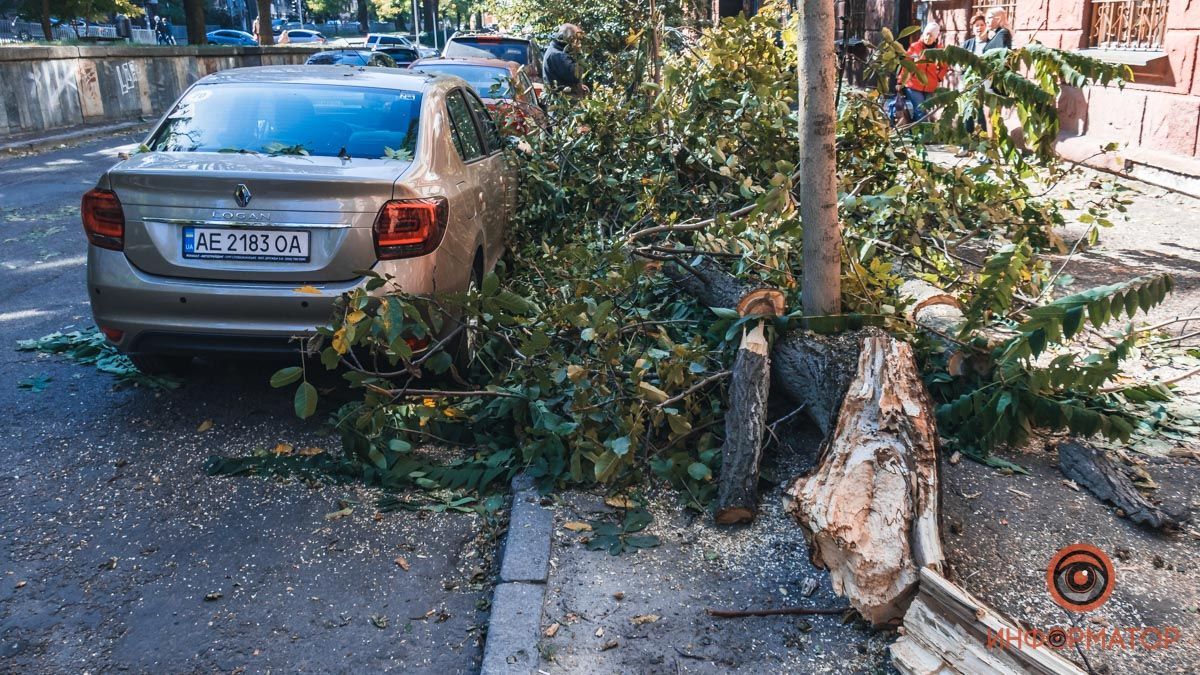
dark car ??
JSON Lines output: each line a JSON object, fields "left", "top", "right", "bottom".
{"left": 409, "top": 57, "right": 544, "bottom": 134}
{"left": 206, "top": 29, "right": 257, "bottom": 46}
{"left": 305, "top": 50, "right": 398, "bottom": 67}
{"left": 442, "top": 33, "right": 541, "bottom": 86}
{"left": 372, "top": 46, "right": 421, "bottom": 66}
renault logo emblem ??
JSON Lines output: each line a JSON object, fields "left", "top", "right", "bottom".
{"left": 234, "top": 184, "right": 252, "bottom": 208}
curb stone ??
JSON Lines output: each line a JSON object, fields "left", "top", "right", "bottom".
{"left": 481, "top": 475, "right": 553, "bottom": 674}
{"left": 0, "top": 120, "right": 152, "bottom": 155}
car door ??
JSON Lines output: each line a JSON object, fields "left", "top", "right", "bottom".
{"left": 444, "top": 88, "right": 489, "bottom": 266}
{"left": 460, "top": 89, "right": 510, "bottom": 264}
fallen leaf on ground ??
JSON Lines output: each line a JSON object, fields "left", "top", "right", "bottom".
{"left": 594, "top": 627, "right": 604, "bottom": 637}
{"left": 369, "top": 614, "right": 389, "bottom": 629}
{"left": 600, "top": 640, "right": 619, "bottom": 651}
{"left": 196, "top": 419, "right": 213, "bottom": 433}
{"left": 204, "top": 591, "right": 222, "bottom": 601}
{"left": 563, "top": 521, "right": 592, "bottom": 532}
{"left": 14, "top": 581, "right": 26, "bottom": 589}
{"left": 631, "top": 614, "right": 660, "bottom": 625}
{"left": 299, "top": 446, "right": 324, "bottom": 456}
{"left": 294, "top": 285, "right": 321, "bottom": 294}
{"left": 544, "top": 622, "right": 560, "bottom": 638}
{"left": 612, "top": 592, "right": 624, "bottom": 601}
{"left": 605, "top": 496, "right": 633, "bottom": 509}
{"left": 394, "top": 556, "right": 410, "bottom": 571}
{"left": 272, "top": 442, "right": 294, "bottom": 455}
{"left": 324, "top": 507, "right": 353, "bottom": 521}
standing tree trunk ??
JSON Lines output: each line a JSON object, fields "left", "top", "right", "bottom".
{"left": 182, "top": 0, "right": 207, "bottom": 45}
{"left": 358, "top": 0, "right": 370, "bottom": 34}
{"left": 423, "top": 0, "right": 439, "bottom": 49}
{"left": 40, "top": 0, "right": 53, "bottom": 41}
{"left": 257, "top": 0, "right": 275, "bottom": 45}
{"left": 797, "top": 0, "right": 841, "bottom": 317}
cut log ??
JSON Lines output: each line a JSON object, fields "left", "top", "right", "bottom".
{"left": 899, "top": 278, "right": 963, "bottom": 337}
{"left": 891, "top": 567, "right": 1085, "bottom": 675}
{"left": 715, "top": 322, "right": 772, "bottom": 525}
{"left": 786, "top": 335, "right": 943, "bottom": 626}
{"left": 667, "top": 257, "right": 860, "bottom": 436}
{"left": 1058, "top": 441, "right": 1185, "bottom": 530}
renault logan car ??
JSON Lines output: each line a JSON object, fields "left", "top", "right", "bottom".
{"left": 83, "top": 66, "right": 514, "bottom": 373}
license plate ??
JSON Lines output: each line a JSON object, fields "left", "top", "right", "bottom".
{"left": 182, "top": 227, "right": 310, "bottom": 262}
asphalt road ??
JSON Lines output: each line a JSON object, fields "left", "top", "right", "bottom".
{"left": 0, "top": 135, "right": 491, "bottom": 673}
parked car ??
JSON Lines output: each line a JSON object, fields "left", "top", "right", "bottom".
{"left": 371, "top": 45, "right": 420, "bottom": 66}
{"left": 442, "top": 32, "right": 541, "bottom": 88}
{"left": 365, "top": 33, "right": 436, "bottom": 58}
{"left": 305, "top": 49, "right": 397, "bottom": 67}
{"left": 206, "top": 29, "right": 257, "bottom": 46}
{"left": 278, "top": 29, "right": 325, "bottom": 44}
{"left": 409, "top": 57, "right": 543, "bottom": 133}
{"left": 82, "top": 65, "right": 514, "bottom": 373}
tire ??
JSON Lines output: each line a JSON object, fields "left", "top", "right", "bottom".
{"left": 451, "top": 265, "right": 482, "bottom": 376}
{"left": 130, "top": 353, "right": 192, "bottom": 376}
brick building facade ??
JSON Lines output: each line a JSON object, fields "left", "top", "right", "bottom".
{"left": 831, "top": 0, "right": 1200, "bottom": 184}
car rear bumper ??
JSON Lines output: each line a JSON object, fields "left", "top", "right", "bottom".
{"left": 87, "top": 246, "right": 364, "bottom": 355}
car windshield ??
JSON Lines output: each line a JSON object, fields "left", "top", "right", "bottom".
{"left": 148, "top": 83, "right": 422, "bottom": 160}
{"left": 443, "top": 39, "right": 529, "bottom": 65}
{"left": 411, "top": 64, "right": 513, "bottom": 99}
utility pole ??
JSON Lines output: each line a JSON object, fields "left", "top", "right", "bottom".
{"left": 411, "top": 0, "right": 421, "bottom": 48}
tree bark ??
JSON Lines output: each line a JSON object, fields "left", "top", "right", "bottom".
{"left": 667, "top": 257, "right": 859, "bottom": 436}
{"left": 257, "top": 0, "right": 275, "bottom": 46}
{"left": 40, "top": 0, "right": 53, "bottom": 42}
{"left": 715, "top": 322, "right": 771, "bottom": 524}
{"left": 1058, "top": 441, "right": 1184, "bottom": 530}
{"left": 797, "top": 0, "right": 841, "bottom": 318}
{"left": 183, "top": 0, "right": 207, "bottom": 45}
{"left": 786, "top": 335, "right": 943, "bottom": 626}
{"left": 358, "top": 0, "right": 370, "bottom": 33}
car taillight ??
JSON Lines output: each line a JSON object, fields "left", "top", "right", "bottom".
{"left": 373, "top": 197, "right": 448, "bottom": 260}
{"left": 82, "top": 188, "right": 124, "bottom": 251}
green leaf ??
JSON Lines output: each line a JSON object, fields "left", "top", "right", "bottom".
{"left": 1062, "top": 306, "right": 1084, "bottom": 340}
{"left": 270, "top": 366, "right": 303, "bottom": 388}
{"left": 294, "top": 382, "right": 318, "bottom": 419}
{"left": 687, "top": 462, "right": 712, "bottom": 481}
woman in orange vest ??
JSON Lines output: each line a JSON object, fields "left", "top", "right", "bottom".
{"left": 902, "top": 23, "right": 948, "bottom": 122}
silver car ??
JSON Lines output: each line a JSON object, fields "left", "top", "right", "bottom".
{"left": 83, "top": 66, "right": 514, "bottom": 373}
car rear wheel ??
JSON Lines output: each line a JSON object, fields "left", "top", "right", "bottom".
{"left": 130, "top": 353, "right": 192, "bottom": 377}
{"left": 451, "top": 265, "right": 481, "bottom": 376}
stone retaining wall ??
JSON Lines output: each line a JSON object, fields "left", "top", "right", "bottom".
{"left": 0, "top": 45, "right": 321, "bottom": 139}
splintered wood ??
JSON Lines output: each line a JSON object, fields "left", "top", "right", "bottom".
{"left": 786, "top": 335, "right": 943, "bottom": 626}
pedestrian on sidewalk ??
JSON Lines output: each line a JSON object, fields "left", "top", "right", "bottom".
{"left": 898, "top": 23, "right": 947, "bottom": 123}
{"left": 959, "top": 13, "right": 988, "bottom": 137}
{"left": 542, "top": 23, "right": 589, "bottom": 96}
{"left": 983, "top": 7, "right": 1012, "bottom": 50}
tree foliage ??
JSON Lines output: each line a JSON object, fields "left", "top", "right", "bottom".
{"left": 237, "top": 4, "right": 1166, "bottom": 505}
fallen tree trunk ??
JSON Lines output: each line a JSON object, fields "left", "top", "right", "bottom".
{"left": 668, "top": 258, "right": 860, "bottom": 435}
{"left": 786, "top": 335, "right": 943, "bottom": 626}
{"left": 715, "top": 322, "right": 771, "bottom": 524}
{"left": 1058, "top": 441, "right": 1184, "bottom": 530}
{"left": 891, "top": 567, "right": 1085, "bottom": 675}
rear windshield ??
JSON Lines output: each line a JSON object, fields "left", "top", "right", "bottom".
{"left": 443, "top": 38, "right": 530, "bottom": 64}
{"left": 411, "top": 64, "right": 513, "bottom": 99}
{"left": 148, "top": 82, "right": 422, "bottom": 160}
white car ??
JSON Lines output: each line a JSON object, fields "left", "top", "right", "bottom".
{"left": 279, "top": 29, "right": 326, "bottom": 44}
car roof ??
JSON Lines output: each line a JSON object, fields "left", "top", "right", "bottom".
{"left": 410, "top": 57, "right": 519, "bottom": 73}
{"left": 200, "top": 65, "right": 434, "bottom": 88}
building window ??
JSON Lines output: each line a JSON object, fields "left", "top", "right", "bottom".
{"left": 973, "top": 0, "right": 1017, "bottom": 25}
{"left": 1089, "top": 0, "right": 1169, "bottom": 50}
{"left": 840, "top": 0, "right": 866, "bottom": 39}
